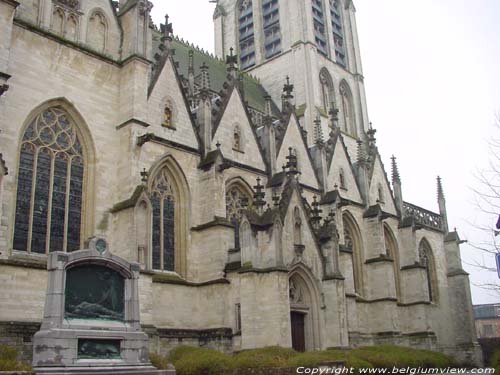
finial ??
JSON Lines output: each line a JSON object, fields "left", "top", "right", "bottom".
{"left": 314, "top": 114, "right": 324, "bottom": 146}
{"left": 226, "top": 47, "right": 238, "bottom": 77}
{"left": 140, "top": 168, "right": 148, "bottom": 183}
{"left": 329, "top": 102, "right": 339, "bottom": 132}
{"left": 310, "top": 196, "right": 323, "bottom": 227}
{"left": 264, "top": 95, "right": 273, "bottom": 118}
{"left": 163, "top": 14, "right": 173, "bottom": 38}
{"left": 272, "top": 193, "right": 280, "bottom": 208}
{"left": 253, "top": 178, "right": 266, "bottom": 210}
{"left": 188, "top": 50, "right": 194, "bottom": 74}
{"left": 391, "top": 155, "right": 401, "bottom": 184}
{"left": 284, "top": 147, "right": 300, "bottom": 177}
{"left": 200, "top": 62, "right": 211, "bottom": 94}
{"left": 357, "top": 140, "right": 366, "bottom": 164}
{"left": 437, "top": 176, "right": 445, "bottom": 201}
{"left": 216, "top": 140, "right": 221, "bottom": 149}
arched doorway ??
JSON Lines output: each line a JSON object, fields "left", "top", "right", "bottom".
{"left": 289, "top": 266, "right": 321, "bottom": 352}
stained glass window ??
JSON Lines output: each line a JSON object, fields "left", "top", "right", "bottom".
{"left": 150, "top": 169, "right": 176, "bottom": 272}
{"left": 238, "top": 0, "right": 256, "bottom": 69}
{"left": 330, "top": 0, "right": 347, "bottom": 67}
{"left": 13, "top": 107, "right": 85, "bottom": 253}
{"left": 226, "top": 185, "right": 252, "bottom": 249}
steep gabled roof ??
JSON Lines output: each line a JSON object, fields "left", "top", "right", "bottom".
{"left": 275, "top": 113, "right": 321, "bottom": 190}
{"left": 166, "top": 36, "right": 280, "bottom": 115}
{"left": 147, "top": 52, "right": 201, "bottom": 151}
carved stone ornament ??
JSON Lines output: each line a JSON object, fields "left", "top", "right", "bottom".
{"left": 54, "top": 0, "right": 80, "bottom": 9}
{"left": 138, "top": 0, "right": 154, "bottom": 16}
{"left": 289, "top": 280, "right": 303, "bottom": 304}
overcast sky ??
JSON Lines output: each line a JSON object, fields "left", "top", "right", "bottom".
{"left": 151, "top": 1, "right": 500, "bottom": 304}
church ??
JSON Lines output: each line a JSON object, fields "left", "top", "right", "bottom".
{"left": 0, "top": 0, "right": 481, "bottom": 365}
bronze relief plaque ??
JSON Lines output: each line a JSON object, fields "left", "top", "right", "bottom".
{"left": 65, "top": 265, "right": 125, "bottom": 321}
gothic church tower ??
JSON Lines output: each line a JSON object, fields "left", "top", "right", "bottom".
{"left": 214, "top": 0, "right": 369, "bottom": 151}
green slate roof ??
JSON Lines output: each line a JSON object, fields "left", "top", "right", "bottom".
{"left": 152, "top": 32, "right": 277, "bottom": 115}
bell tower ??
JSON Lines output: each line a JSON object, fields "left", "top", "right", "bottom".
{"left": 213, "top": 0, "right": 370, "bottom": 151}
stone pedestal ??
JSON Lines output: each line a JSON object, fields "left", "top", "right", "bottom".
{"left": 32, "top": 237, "right": 174, "bottom": 375}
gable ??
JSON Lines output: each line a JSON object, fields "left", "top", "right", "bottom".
{"left": 327, "top": 137, "right": 362, "bottom": 203}
{"left": 368, "top": 155, "right": 397, "bottom": 215}
{"left": 276, "top": 116, "right": 319, "bottom": 190}
{"left": 212, "top": 89, "right": 266, "bottom": 171}
{"left": 147, "top": 58, "right": 199, "bottom": 150}
{"left": 282, "top": 190, "right": 323, "bottom": 278}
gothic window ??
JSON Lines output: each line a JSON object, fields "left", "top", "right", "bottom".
{"left": 312, "top": 0, "right": 328, "bottom": 56}
{"left": 150, "top": 168, "right": 176, "bottom": 271}
{"left": 52, "top": 8, "right": 65, "bottom": 35}
{"left": 226, "top": 184, "right": 252, "bottom": 249}
{"left": 319, "top": 68, "right": 334, "bottom": 112}
{"left": 330, "top": 0, "right": 347, "bottom": 67}
{"left": 262, "top": 0, "right": 281, "bottom": 59}
{"left": 342, "top": 213, "right": 363, "bottom": 295}
{"left": 235, "top": 303, "right": 242, "bottom": 332}
{"left": 339, "top": 82, "right": 356, "bottom": 137}
{"left": 87, "top": 11, "right": 107, "bottom": 53}
{"left": 339, "top": 168, "right": 346, "bottom": 189}
{"left": 162, "top": 102, "right": 174, "bottom": 129}
{"left": 384, "top": 225, "right": 401, "bottom": 300}
{"left": 65, "top": 14, "right": 78, "bottom": 42}
{"left": 293, "top": 207, "right": 303, "bottom": 245}
{"left": 419, "top": 239, "right": 438, "bottom": 303}
{"left": 13, "top": 107, "right": 85, "bottom": 253}
{"left": 233, "top": 125, "right": 242, "bottom": 152}
{"left": 238, "top": 0, "right": 256, "bottom": 69}
{"left": 136, "top": 201, "right": 148, "bottom": 266}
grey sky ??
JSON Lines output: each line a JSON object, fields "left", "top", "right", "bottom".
{"left": 151, "top": 1, "right": 500, "bottom": 304}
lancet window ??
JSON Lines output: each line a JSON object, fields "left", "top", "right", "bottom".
{"left": 312, "top": 0, "right": 328, "bottom": 55}
{"left": 330, "top": 0, "right": 347, "bottom": 67}
{"left": 262, "top": 0, "right": 281, "bottom": 59}
{"left": 238, "top": 0, "right": 256, "bottom": 69}
{"left": 226, "top": 185, "right": 252, "bottom": 249}
{"left": 340, "top": 82, "right": 356, "bottom": 136}
{"left": 13, "top": 107, "right": 85, "bottom": 253}
{"left": 150, "top": 169, "right": 176, "bottom": 271}
{"left": 419, "top": 239, "right": 438, "bottom": 303}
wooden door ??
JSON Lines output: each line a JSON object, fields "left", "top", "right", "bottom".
{"left": 291, "top": 311, "right": 306, "bottom": 352}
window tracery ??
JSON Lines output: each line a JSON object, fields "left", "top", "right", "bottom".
{"left": 312, "top": 0, "right": 328, "bottom": 55}
{"left": 329, "top": 0, "right": 347, "bottom": 67}
{"left": 262, "top": 0, "right": 281, "bottom": 59}
{"left": 87, "top": 11, "right": 107, "bottom": 53}
{"left": 340, "top": 82, "right": 356, "bottom": 136}
{"left": 150, "top": 168, "right": 175, "bottom": 271}
{"left": 320, "top": 69, "right": 334, "bottom": 112}
{"left": 238, "top": 0, "right": 255, "bottom": 69}
{"left": 14, "top": 107, "right": 85, "bottom": 253}
{"left": 226, "top": 185, "right": 252, "bottom": 249}
{"left": 419, "top": 240, "right": 437, "bottom": 302}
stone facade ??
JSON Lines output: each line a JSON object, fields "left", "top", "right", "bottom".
{"left": 0, "top": 0, "right": 480, "bottom": 366}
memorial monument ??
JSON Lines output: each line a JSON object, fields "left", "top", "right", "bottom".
{"left": 32, "top": 237, "right": 174, "bottom": 375}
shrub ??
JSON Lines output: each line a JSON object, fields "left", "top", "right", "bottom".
{"left": 351, "top": 345, "right": 455, "bottom": 369}
{"left": 492, "top": 350, "right": 500, "bottom": 373}
{"left": 233, "top": 346, "right": 297, "bottom": 368}
{"left": 169, "top": 346, "right": 233, "bottom": 375}
{"left": 0, "top": 344, "right": 32, "bottom": 372}
{"left": 150, "top": 352, "right": 170, "bottom": 370}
